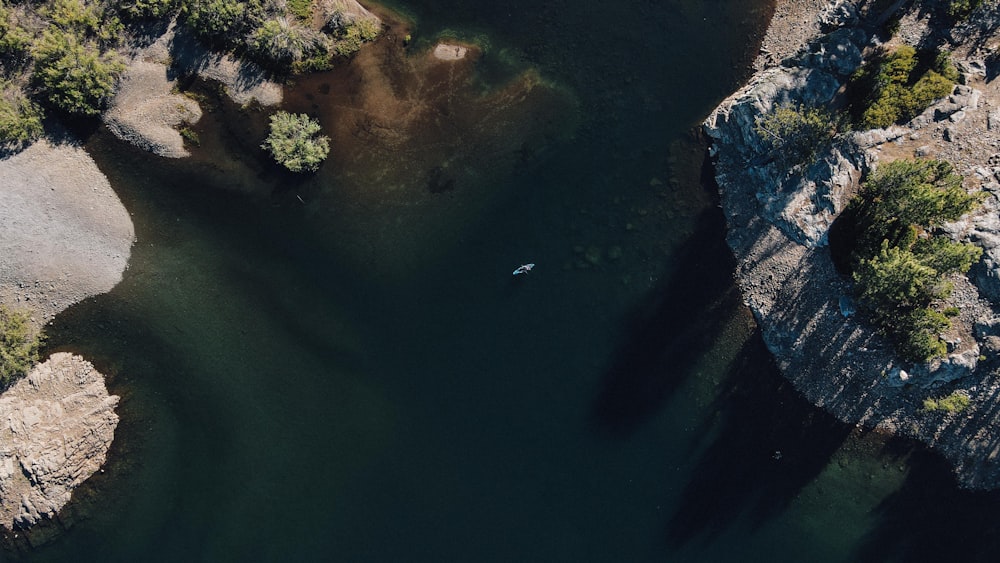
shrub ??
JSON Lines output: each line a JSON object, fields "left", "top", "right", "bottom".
{"left": 261, "top": 111, "right": 330, "bottom": 172}
{"left": 755, "top": 103, "right": 835, "bottom": 168}
{"left": 119, "top": 0, "right": 178, "bottom": 20}
{"left": 286, "top": 0, "right": 310, "bottom": 20}
{"left": 182, "top": 0, "right": 259, "bottom": 45}
{"left": 922, "top": 390, "right": 971, "bottom": 413}
{"left": 330, "top": 16, "right": 379, "bottom": 57}
{"left": 248, "top": 17, "right": 324, "bottom": 67}
{"left": 946, "top": 0, "right": 983, "bottom": 21}
{"left": 854, "top": 46, "right": 957, "bottom": 129}
{"left": 32, "top": 29, "right": 125, "bottom": 115}
{"left": 0, "top": 84, "right": 43, "bottom": 146}
{"left": 0, "top": 305, "right": 41, "bottom": 388}
{"left": 44, "top": 0, "right": 123, "bottom": 47}
{"left": 0, "top": 3, "right": 33, "bottom": 63}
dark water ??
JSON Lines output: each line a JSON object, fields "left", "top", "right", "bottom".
{"left": 9, "top": 0, "right": 1000, "bottom": 561}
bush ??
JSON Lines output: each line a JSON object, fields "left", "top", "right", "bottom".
{"left": 853, "top": 46, "right": 957, "bottom": 129}
{"left": 0, "top": 305, "right": 41, "bottom": 388}
{"left": 182, "top": 0, "right": 260, "bottom": 45}
{"left": 330, "top": 16, "right": 379, "bottom": 57}
{"left": 0, "top": 84, "right": 44, "bottom": 146}
{"left": 248, "top": 17, "right": 324, "bottom": 67}
{"left": 32, "top": 29, "right": 125, "bottom": 115}
{"left": 946, "top": 0, "right": 983, "bottom": 21}
{"left": 755, "top": 103, "right": 835, "bottom": 168}
{"left": 261, "top": 111, "right": 330, "bottom": 172}
{"left": 119, "top": 0, "right": 178, "bottom": 20}
{"left": 44, "top": 0, "right": 123, "bottom": 47}
{"left": 0, "top": 3, "right": 33, "bottom": 63}
{"left": 922, "top": 390, "right": 971, "bottom": 413}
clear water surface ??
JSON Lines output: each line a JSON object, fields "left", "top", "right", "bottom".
{"left": 10, "top": 0, "right": 1000, "bottom": 561}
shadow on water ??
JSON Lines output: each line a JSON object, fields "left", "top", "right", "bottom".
{"left": 665, "top": 332, "right": 852, "bottom": 547}
{"left": 853, "top": 448, "right": 1000, "bottom": 563}
{"left": 589, "top": 204, "right": 741, "bottom": 437}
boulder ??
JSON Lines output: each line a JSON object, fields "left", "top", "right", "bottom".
{"left": 0, "top": 353, "right": 119, "bottom": 530}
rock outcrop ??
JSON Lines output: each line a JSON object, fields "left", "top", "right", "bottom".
{"left": 0, "top": 139, "right": 135, "bottom": 328}
{"left": 0, "top": 353, "right": 119, "bottom": 530}
{"left": 706, "top": 0, "right": 1000, "bottom": 488}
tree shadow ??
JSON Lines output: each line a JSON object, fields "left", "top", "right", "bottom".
{"left": 589, "top": 206, "right": 743, "bottom": 437}
{"left": 665, "top": 331, "right": 852, "bottom": 546}
{"left": 853, "top": 446, "right": 1000, "bottom": 563}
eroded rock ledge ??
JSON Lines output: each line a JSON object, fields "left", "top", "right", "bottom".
{"left": 706, "top": 0, "right": 1000, "bottom": 488}
{"left": 0, "top": 353, "right": 119, "bottom": 530}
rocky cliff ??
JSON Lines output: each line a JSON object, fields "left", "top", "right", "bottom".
{"left": 705, "top": 0, "right": 1000, "bottom": 488}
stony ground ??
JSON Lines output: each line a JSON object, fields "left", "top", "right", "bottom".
{"left": 0, "top": 139, "right": 135, "bottom": 329}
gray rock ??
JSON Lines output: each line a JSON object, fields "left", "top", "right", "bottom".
{"left": 0, "top": 353, "right": 119, "bottom": 530}
{"left": 989, "top": 111, "right": 1000, "bottom": 131}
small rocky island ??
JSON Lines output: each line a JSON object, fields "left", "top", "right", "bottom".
{"left": 0, "top": 354, "right": 119, "bottom": 530}
{"left": 706, "top": 0, "right": 1000, "bottom": 488}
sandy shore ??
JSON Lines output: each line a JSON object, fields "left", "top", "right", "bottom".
{"left": 0, "top": 138, "right": 135, "bottom": 328}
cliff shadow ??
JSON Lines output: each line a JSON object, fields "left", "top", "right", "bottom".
{"left": 665, "top": 331, "right": 852, "bottom": 547}
{"left": 589, "top": 206, "right": 743, "bottom": 437}
{"left": 853, "top": 447, "right": 1000, "bottom": 563}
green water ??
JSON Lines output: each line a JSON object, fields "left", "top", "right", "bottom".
{"left": 8, "top": 0, "right": 1000, "bottom": 561}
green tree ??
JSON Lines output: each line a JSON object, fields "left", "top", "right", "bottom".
{"left": 852, "top": 159, "right": 981, "bottom": 259}
{"left": 755, "top": 103, "right": 835, "bottom": 167}
{"left": 847, "top": 159, "right": 984, "bottom": 363}
{"left": 0, "top": 305, "right": 41, "bottom": 388}
{"left": 261, "top": 111, "right": 330, "bottom": 172}
{"left": 32, "top": 29, "right": 125, "bottom": 115}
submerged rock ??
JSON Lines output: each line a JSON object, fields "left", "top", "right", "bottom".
{"left": 0, "top": 353, "right": 119, "bottom": 530}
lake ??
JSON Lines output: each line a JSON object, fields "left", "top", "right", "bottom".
{"left": 11, "top": 0, "right": 1000, "bottom": 561}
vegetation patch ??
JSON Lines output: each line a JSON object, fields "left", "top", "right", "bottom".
{"left": 0, "top": 305, "right": 42, "bottom": 388}
{"left": 755, "top": 103, "right": 835, "bottom": 168}
{"left": 922, "top": 390, "right": 971, "bottom": 413}
{"left": 944, "top": 0, "right": 984, "bottom": 22}
{"left": 261, "top": 111, "right": 329, "bottom": 173}
{"left": 0, "top": 82, "right": 43, "bottom": 147}
{"left": 848, "top": 45, "right": 958, "bottom": 130}
{"left": 845, "top": 159, "right": 983, "bottom": 362}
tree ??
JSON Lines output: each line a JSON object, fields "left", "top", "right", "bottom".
{"left": 0, "top": 305, "right": 41, "bottom": 388}
{"left": 852, "top": 159, "right": 982, "bottom": 260}
{"left": 846, "top": 159, "right": 984, "bottom": 363}
{"left": 261, "top": 111, "right": 330, "bottom": 172}
{"left": 755, "top": 103, "right": 835, "bottom": 168}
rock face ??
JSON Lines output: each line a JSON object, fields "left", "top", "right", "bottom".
{"left": 706, "top": 0, "right": 1000, "bottom": 488}
{"left": 0, "top": 353, "right": 119, "bottom": 530}
{"left": 105, "top": 59, "right": 203, "bottom": 158}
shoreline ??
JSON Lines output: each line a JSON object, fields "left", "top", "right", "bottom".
{"left": 707, "top": 0, "right": 1000, "bottom": 488}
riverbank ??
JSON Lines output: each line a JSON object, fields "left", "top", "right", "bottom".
{"left": 706, "top": 0, "right": 1000, "bottom": 488}
{"left": 0, "top": 136, "right": 132, "bottom": 533}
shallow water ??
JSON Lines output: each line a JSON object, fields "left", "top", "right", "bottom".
{"left": 10, "top": 0, "right": 1000, "bottom": 561}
